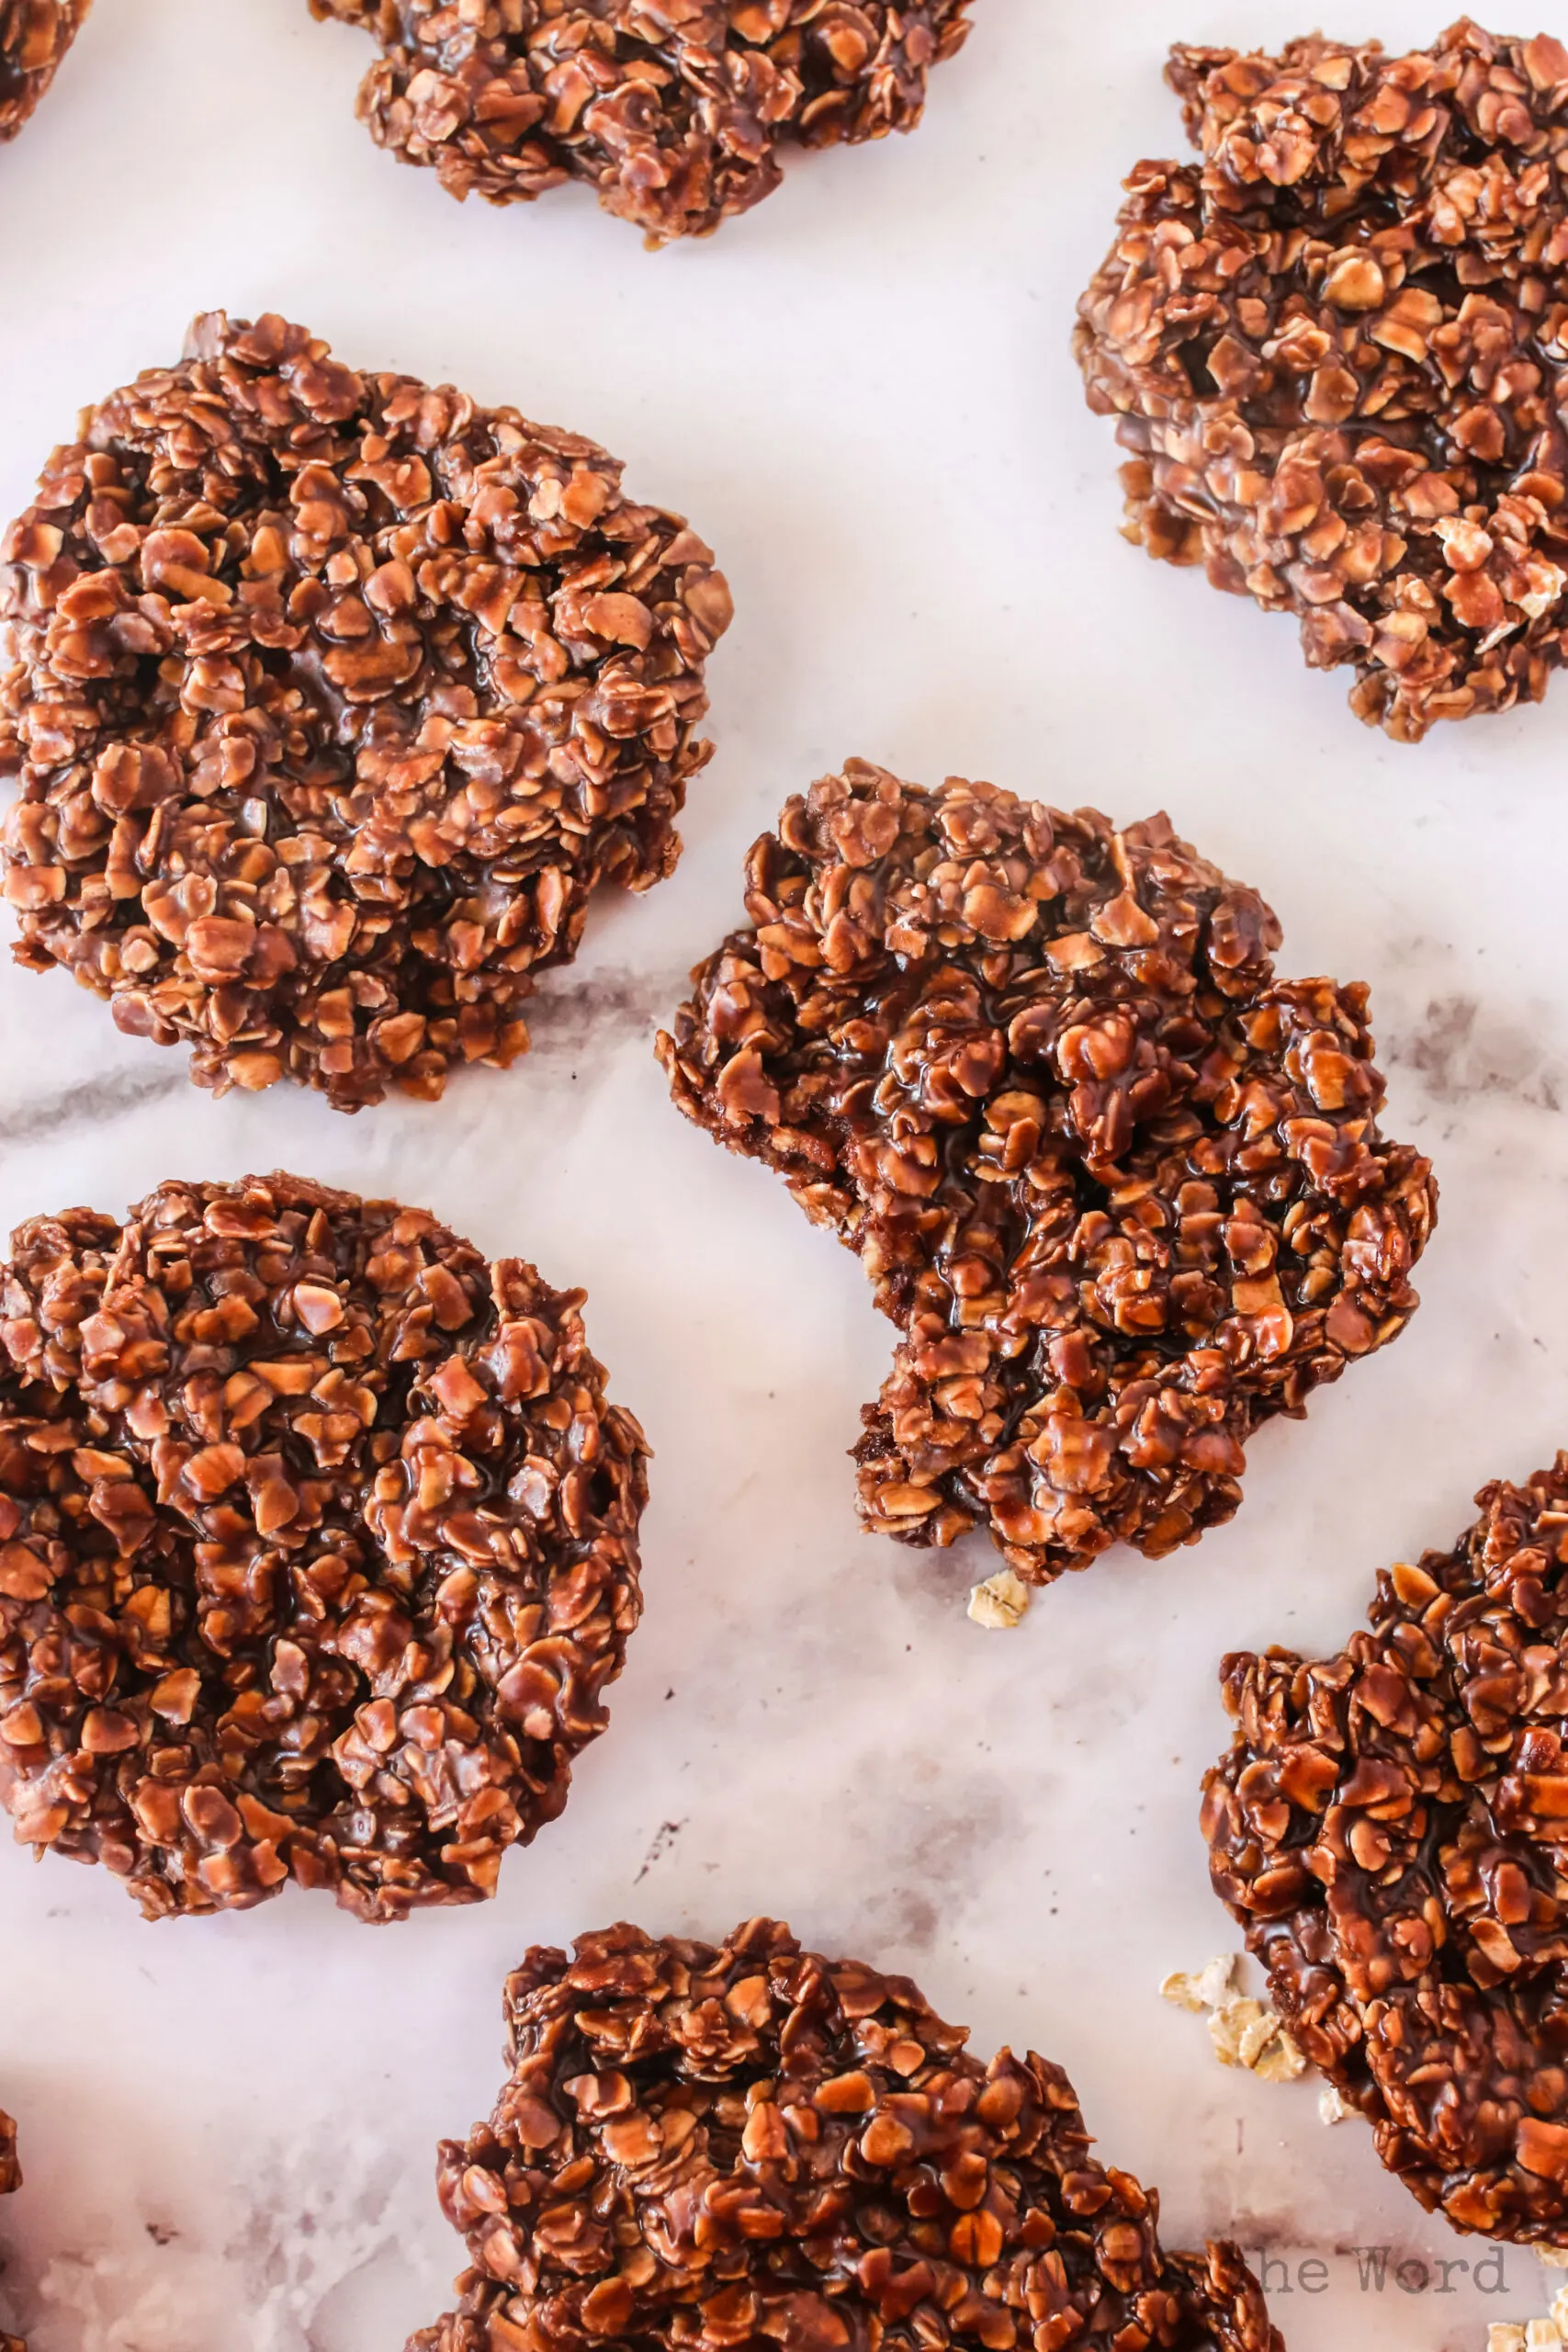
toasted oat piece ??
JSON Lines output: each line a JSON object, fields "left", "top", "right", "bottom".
{"left": 1076, "top": 22, "right": 1568, "bottom": 741}
{"left": 1160, "top": 1954, "right": 1306, "bottom": 2084}
{"left": 310, "top": 0, "right": 973, "bottom": 243}
{"left": 0, "top": 311, "right": 731, "bottom": 1110}
{"left": 1207, "top": 1453, "right": 1568, "bottom": 2242}
{"left": 406, "top": 1917, "right": 1283, "bottom": 2352}
{"left": 0, "top": 0, "right": 89, "bottom": 142}
{"left": 0, "top": 1172, "right": 648, "bottom": 1922}
{"left": 659, "top": 760, "right": 1436, "bottom": 1597}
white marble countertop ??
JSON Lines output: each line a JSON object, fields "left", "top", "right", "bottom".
{"left": 2, "top": 3, "right": 1567, "bottom": 2346}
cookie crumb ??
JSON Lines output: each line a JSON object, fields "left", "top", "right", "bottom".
{"left": 967, "top": 1569, "right": 1032, "bottom": 1629}
{"left": 1162, "top": 1956, "right": 1305, "bottom": 2082}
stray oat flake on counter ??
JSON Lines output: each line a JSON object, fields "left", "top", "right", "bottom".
{"left": 1160, "top": 1952, "right": 1306, "bottom": 2086}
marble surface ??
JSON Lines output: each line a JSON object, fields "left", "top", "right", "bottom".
{"left": 2, "top": 2, "right": 1568, "bottom": 2346}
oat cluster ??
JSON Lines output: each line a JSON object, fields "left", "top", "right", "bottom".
{"left": 1205, "top": 1454, "right": 1568, "bottom": 2243}
{"left": 309, "top": 0, "right": 973, "bottom": 243}
{"left": 1076, "top": 19, "right": 1568, "bottom": 741}
{"left": 0, "top": 0, "right": 87, "bottom": 142}
{"left": 406, "top": 1916, "right": 1282, "bottom": 2352}
{"left": 0, "top": 1172, "right": 648, "bottom": 1923}
{"left": 1159, "top": 1955, "right": 1306, "bottom": 2085}
{"left": 659, "top": 762, "right": 1436, "bottom": 1592}
{"left": 0, "top": 310, "right": 731, "bottom": 1110}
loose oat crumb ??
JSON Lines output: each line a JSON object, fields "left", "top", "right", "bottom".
{"left": 1492, "top": 2300, "right": 1568, "bottom": 2352}
{"left": 967, "top": 1567, "right": 1032, "bottom": 1629}
{"left": 1162, "top": 1954, "right": 1305, "bottom": 2082}
{"left": 1160, "top": 1956, "right": 1238, "bottom": 2014}
{"left": 310, "top": 0, "right": 975, "bottom": 243}
{"left": 1318, "top": 2083, "right": 1351, "bottom": 2126}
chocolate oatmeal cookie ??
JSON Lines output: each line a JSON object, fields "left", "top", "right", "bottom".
{"left": 309, "top": 0, "right": 973, "bottom": 243}
{"left": 0, "top": 1172, "right": 648, "bottom": 1922}
{"left": 0, "top": 2105, "right": 19, "bottom": 2352}
{"left": 1206, "top": 1453, "right": 1568, "bottom": 2245}
{"left": 0, "top": 311, "right": 731, "bottom": 1109}
{"left": 0, "top": 0, "right": 88, "bottom": 142}
{"left": 406, "top": 1916, "right": 1282, "bottom": 2352}
{"left": 659, "top": 762, "right": 1436, "bottom": 1595}
{"left": 1076, "top": 21, "right": 1568, "bottom": 741}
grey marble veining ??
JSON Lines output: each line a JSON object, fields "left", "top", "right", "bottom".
{"left": 2, "top": 4, "right": 1568, "bottom": 2348}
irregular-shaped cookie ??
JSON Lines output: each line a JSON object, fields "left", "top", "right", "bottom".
{"left": 660, "top": 761, "right": 1435, "bottom": 1594}
{"left": 1207, "top": 1453, "right": 1568, "bottom": 2243}
{"left": 0, "top": 0, "right": 89, "bottom": 143}
{"left": 1077, "top": 22, "right": 1568, "bottom": 741}
{"left": 310, "top": 0, "right": 973, "bottom": 243}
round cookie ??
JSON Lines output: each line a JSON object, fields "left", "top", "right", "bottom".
{"left": 407, "top": 1916, "right": 1282, "bottom": 2352}
{"left": 1076, "top": 23, "right": 1568, "bottom": 741}
{"left": 0, "top": 1172, "right": 648, "bottom": 1921}
{"left": 0, "top": 311, "right": 731, "bottom": 1109}
{"left": 659, "top": 761, "right": 1437, "bottom": 1594}
{"left": 1206, "top": 1453, "right": 1568, "bottom": 2242}
{"left": 309, "top": 0, "right": 974, "bottom": 243}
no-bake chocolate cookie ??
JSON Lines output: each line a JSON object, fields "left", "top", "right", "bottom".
{"left": 407, "top": 1916, "right": 1282, "bottom": 2352}
{"left": 659, "top": 762, "right": 1436, "bottom": 1593}
{"left": 1206, "top": 1453, "right": 1568, "bottom": 2243}
{"left": 0, "top": 2104, "right": 19, "bottom": 2352}
{"left": 0, "top": 311, "right": 731, "bottom": 1109}
{"left": 309, "top": 0, "right": 973, "bottom": 243}
{"left": 0, "top": 1172, "right": 648, "bottom": 1921}
{"left": 1076, "top": 21, "right": 1568, "bottom": 741}
{"left": 0, "top": 0, "right": 88, "bottom": 142}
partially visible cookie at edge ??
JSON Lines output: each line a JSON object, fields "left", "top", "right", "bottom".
{"left": 1205, "top": 1453, "right": 1568, "bottom": 2245}
{"left": 1076, "top": 22, "right": 1568, "bottom": 741}
{"left": 405, "top": 1915, "right": 1283, "bottom": 2352}
{"left": 0, "top": 0, "right": 89, "bottom": 142}
{"left": 309, "top": 0, "right": 975, "bottom": 243}
{"left": 0, "top": 2104, "right": 20, "bottom": 2352}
